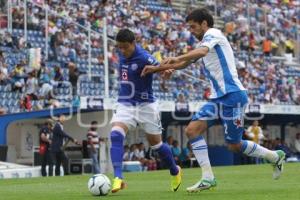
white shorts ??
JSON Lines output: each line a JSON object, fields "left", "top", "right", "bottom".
{"left": 110, "top": 102, "right": 162, "bottom": 134}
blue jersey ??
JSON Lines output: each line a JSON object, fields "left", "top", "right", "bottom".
{"left": 117, "top": 44, "right": 159, "bottom": 105}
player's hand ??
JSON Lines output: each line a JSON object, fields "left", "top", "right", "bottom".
{"left": 141, "top": 65, "right": 157, "bottom": 77}
{"left": 161, "top": 57, "right": 179, "bottom": 65}
{"left": 160, "top": 69, "right": 174, "bottom": 80}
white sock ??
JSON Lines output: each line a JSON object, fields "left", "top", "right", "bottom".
{"left": 190, "top": 136, "right": 214, "bottom": 180}
{"left": 241, "top": 140, "right": 278, "bottom": 163}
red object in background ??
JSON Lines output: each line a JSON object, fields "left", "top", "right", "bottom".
{"left": 20, "top": 95, "right": 32, "bottom": 111}
{"left": 39, "top": 143, "right": 47, "bottom": 155}
{"left": 0, "top": 16, "right": 7, "bottom": 28}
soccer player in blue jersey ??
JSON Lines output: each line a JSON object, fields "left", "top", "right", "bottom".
{"left": 109, "top": 29, "right": 182, "bottom": 193}
{"left": 142, "top": 8, "right": 285, "bottom": 192}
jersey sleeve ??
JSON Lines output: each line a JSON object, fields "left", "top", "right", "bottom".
{"left": 144, "top": 53, "right": 160, "bottom": 66}
{"left": 199, "top": 34, "right": 221, "bottom": 51}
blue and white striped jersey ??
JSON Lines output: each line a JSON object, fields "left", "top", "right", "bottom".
{"left": 197, "top": 28, "right": 246, "bottom": 99}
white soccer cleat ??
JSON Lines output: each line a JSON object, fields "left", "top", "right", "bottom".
{"left": 186, "top": 178, "right": 217, "bottom": 193}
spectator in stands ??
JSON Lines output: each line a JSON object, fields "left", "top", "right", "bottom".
{"left": 175, "top": 93, "right": 189, "bottom": 112}
{"left": 38, "top": 64, "right": 53, "bottom": 98}
{"left": 3, "top": 31, "right": 13, "bottom": 48}
{"left": 262, "top": 37, "right": 272, "bottom": 57}
{"left": 12, "top": 8, "right": 24, "bottom": 29}
{"left": 51, "top": 114, "right": 79, "bottom": 176}
{"left": 245, "top": 120, "right": 265, "bottom": 164}
{"left": 50, "top": 31, "right": 63, "bottom": 60}
{"left": 25, "top": 71, "right": 38, "bottom": 100}
{"left": 17, "top": 33, "right": 26, "bottom": 49}
{"left": 246, "top": 121, "right": 265, "bottom": 145}
{"left": 166, "top": 135, "right": 174, "bottom": 149}
{"left": 87, "top": 121, "right": 101, "bottom": 174}
{"left": 0, "top": 52, "right": 9, "bottom": 83}
{"left": 20, "top": 95, "right": 32, "bottom": 111}
{"left": 285, "top": 37, "right": 295, "bottom": 56}
{"left": 171, "top": 140, "right": 181, "bottom": 166}
{"left": 137, "top": 143, "right": 149, "bottom": 171}
{"left": 51, "top": 66, "right": 64, "bottom": 87}
{"left": 11, "top": 64, "right": 25, "bottom": 92}
{"left": 68, "top": 62, "right": 79, "bottom": 95}
{"left": 294, "top": 133, "right": 300, "bottom": 158}
{"left": 39, "top": 120, "right": 54, "bottom": 177}
{"left": 128, "top": 144, "right": 139, "bottom": 161}
{"left": 0, "top": 50, "right": 4, "bottom": 64}
{"left": 123, "top": 145, "right": 130, "bottom": 161}
{"left": 0, "top": 66, "right": 9, "bottom": 85}
{"left": 0, "top": 107, "right": 6, "bottom": 115}
{"left": 274, "top": 138, "right": 292, "bottom": 158}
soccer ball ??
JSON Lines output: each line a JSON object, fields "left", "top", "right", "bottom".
{"left": 88, "top": 174, "right": 111, "bottom": 196}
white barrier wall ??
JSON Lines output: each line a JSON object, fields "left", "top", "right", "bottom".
{"left": 6, "top": 111, "right": 114, "bottom": 171}
{"left": 166, "top": 124, "right": 300, "bottom": 149}
{"left": 5, "top": 110, "right": 300, "bottom": 170}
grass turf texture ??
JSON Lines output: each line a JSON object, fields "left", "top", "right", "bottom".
{"left": 0, "top": 163, "right": 299, "bottom": 200}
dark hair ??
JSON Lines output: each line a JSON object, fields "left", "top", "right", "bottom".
{"left": 57, "top": 114, "right": 65, "bottom": 119}
{"left": 45, "top": 119, "right": 53, "bottom": 127}
{"left": 91, "top": 121, "right": 98, "bottom": 125}
{"left": 186, "top": 8, "right": 214, "bottom": 27}
{"left": 116, "top": 29, "right": 135, "bottom": 43}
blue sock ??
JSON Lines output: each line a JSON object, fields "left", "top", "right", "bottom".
{"left": 153, "top": 142, "right": 178, "bottom": 175}
{"left": 110, "top": 129, "right": 125, "bottom": 179}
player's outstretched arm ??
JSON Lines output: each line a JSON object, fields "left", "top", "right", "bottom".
{"left": 141, "top": 61, "right": 190, "bottom": 77}
{"left": 175, "top": 46, "right": 209, "bottom": 63}
{"left": 141, "top": 46, "right": 209, "bottom": 77}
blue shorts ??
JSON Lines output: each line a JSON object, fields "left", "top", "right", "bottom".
{"left": 192, "top": 91, "right": 248, "bottom": 144}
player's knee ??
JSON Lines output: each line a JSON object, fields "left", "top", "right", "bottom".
{"left": 147, "top": 136, "right": 161, "bottom": 146}
{"left": 185, "top": 126, "right": 198, "bottom": 138}
{"left": 111, "top": 127, "right": 125, "bottom": 143}
{"left": 227, "top": 143, "right": 242, "bottom": 153}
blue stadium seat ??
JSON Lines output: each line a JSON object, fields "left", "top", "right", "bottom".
{"left": 6, "top": 92, "right": 12, "bottom": 99}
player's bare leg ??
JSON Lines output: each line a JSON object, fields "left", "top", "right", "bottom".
{"left": 185, "top": 121, "right": 217, "bottom": 192}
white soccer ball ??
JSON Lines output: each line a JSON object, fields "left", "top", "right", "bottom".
{"left": 88, "top": 174, "right": 111, "bottom": 196}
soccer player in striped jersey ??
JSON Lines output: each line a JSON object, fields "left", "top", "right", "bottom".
{"left": 142, "top": 8, "right": 285, "bottom": 192}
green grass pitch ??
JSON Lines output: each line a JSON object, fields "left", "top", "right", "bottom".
{"left": 0, "top": 163, "right": 299, "bottom": 200}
